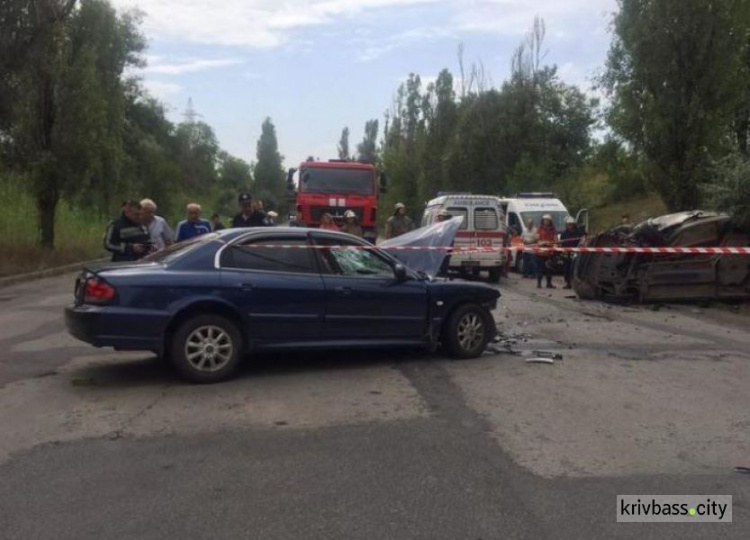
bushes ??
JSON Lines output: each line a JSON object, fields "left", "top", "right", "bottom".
{"left": 706, "top": 155, "right": 750, "bottom": 229}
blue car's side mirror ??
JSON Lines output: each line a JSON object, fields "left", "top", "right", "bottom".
{"left": 394, "top": 264, "right": 408, "bottom": 282}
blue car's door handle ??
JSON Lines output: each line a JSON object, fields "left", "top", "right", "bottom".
{"left": 334, "top": 286, "right": 352, "bottom": 296}
{"left": 239, "top": 283, "right": 255, "bottom": 291}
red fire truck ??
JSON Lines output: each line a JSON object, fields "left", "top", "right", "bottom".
{"left": 286, "top": 159, "right": 387, "bottom": 243}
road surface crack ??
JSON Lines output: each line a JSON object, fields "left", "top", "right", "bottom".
{"left": 109, "top": 384, "right": 172, "bottom": 440}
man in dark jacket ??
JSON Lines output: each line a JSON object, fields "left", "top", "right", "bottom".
{"left": 561, "top": 216, "right": 586, "bottom": 289}
{"left": 231, "top": 193, "right": 255, "bottom": 228}
{"left": 104, "top": 201, "right": 151, "bottom": 262}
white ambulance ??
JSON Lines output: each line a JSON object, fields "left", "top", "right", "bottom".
{"left": 498, "top": 193, "right": 588, "bottom": 273}
{"left": 422, "top": 194, "right": 507, "bottom": 281}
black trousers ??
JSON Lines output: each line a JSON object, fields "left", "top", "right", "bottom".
{"left": 535, "top": 255, "right": 552, "bottom": 285}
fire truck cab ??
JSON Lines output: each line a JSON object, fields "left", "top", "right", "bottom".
{"left": 287, "top": 159, "right": 387, "bottom": 243}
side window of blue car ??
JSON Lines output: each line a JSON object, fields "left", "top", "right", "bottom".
{"left": 314, "top": 237, "right": 394, "bottom": 278}
{"left": 221, "top": 237, "right": 318, "bottom": 274}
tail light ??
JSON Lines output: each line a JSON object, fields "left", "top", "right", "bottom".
{"left": 83, "top": 278, "right": 116, "bottom": 304}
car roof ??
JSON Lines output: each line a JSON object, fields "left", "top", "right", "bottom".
{"left": 426, "top": 194, "right": 502, "bottom": 206}
{"left": 221, "top": 227, "right": 373, "bottom": 244}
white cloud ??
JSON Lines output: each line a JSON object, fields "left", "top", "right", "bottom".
{"left": 112, "top": 0, "right": 439, "bottom": 48}
{"left": 358, "top": 26, "right": 455, "bottom": 62}
{"left": 142, "top": 80, "right": 183, "bottom": 99}
{"left": 142, "top": 56, "right": 243, "bottom": 75}
{"left": 454, "top": 0, "right": 617, "bottom": 35}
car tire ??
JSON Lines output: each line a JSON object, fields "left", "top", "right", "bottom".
{"left": 171, "top": 314, "right": 243, "bottom": 383}
{"left": 443, "top": 303, "right": 493, "bottom": 359}
{"left": 488, "top": 267, "right": 502, "bottom": 283}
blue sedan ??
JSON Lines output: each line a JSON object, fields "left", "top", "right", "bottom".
{"left": 65, "top": 228, "right": 500, "bottom": 383}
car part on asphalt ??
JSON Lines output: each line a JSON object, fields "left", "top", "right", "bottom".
{"left": 525, "top": 357, "right": 556, "bottom": 364}
{"left": 572, "top": 211, "right": 750, "bottom": 303}
{"left": 531, "top": 350, "right": 563, "bottom": 361}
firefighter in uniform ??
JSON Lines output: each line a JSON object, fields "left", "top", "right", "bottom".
{"left": 339, "top": 210, "right": 364, "bottom": 238}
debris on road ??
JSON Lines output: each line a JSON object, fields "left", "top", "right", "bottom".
{"left": 525, "top": 357, "right": 556, "bottom": 365}
{"left": 525, "top": 351, "right": 563, "bottom": 364}
{"left": 484, "top": 329, "right": 529, "bottom": 355}
{"left": 573, "top": 211, "right": 750, "bottom": 304}
{"left": 531, "top": 351, "right": 563, "bottom": 361}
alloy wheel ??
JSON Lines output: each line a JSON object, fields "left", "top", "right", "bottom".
{"left": 184, "top": 325, "right": 234, "bottom": 372}
{"left": 457, "top": 312, "right": 485, "bottom": 352}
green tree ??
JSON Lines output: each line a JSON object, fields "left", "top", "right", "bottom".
{"left": 706, "top": 155, "right": 750, "bottom": 229}
{"left": 337, "top": 127, "right": 350, "bottom": 160}
{"left": 602, "top": 0, "right": 750, "bottom": 211}
{"left": 175, "top": 111, "right": 219, "bottom": 193}
{"left": 214, "top": 152, "right": 253, "bottom": 216}
{"left": 0, "top": 0, "right": 144, "bottom": 248}
{"left": 121, "top": 93, "right": 182, "bottom": 217}
{"left": 422, "top": 69, "right": 457, "bottom": 196}
{"left": 356, "top": 119, "right": 379, "bottom": 164}
{"left": 254, "top": 117, "right": 285, "bottom": 209}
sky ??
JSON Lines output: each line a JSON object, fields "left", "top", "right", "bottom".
{"left": 113, "top": 0, "right": 618, "bottom": 168}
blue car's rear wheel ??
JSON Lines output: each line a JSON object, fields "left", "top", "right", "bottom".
{"left": 443, "top": 304, "right": 492, "bottom": 359}
{"left": 171, "top": 314, "right": 242, "bottom": 383}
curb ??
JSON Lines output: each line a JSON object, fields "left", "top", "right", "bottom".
{"left": 0, "top": 258, "right": 108, "bottom": 290}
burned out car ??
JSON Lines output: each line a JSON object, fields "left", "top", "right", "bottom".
{"left": 572, "top": 211, "right": 750, "bottom": 303}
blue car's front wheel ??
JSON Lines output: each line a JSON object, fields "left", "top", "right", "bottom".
{"left": 443, "top": 304, "right": 493, "bottom": 359}
{"left": 171, "top": 314, "right": 243, "bottom": 383}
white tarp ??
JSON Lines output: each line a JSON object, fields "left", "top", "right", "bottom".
{"left": 380, "top": 217, "right": 463, "bottom": 277}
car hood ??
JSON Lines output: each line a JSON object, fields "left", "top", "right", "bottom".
{"left": 427, "top": 278, "right": 501, "bottom": 302}
{"left": 380, "top": 218, "right": 463, "bottom": 277}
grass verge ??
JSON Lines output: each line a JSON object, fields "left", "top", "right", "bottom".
{"left": 588, "top": 193, "right": 668, "bottom": 234}
{"left": 0, "top": 176, "right": 107, "bottom": 277}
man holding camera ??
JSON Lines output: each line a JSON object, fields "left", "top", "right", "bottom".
{"left": 104, "top": 200, "right": 152, "bottom": 262}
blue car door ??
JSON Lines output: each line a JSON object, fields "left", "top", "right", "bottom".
{"left": 218, "top": 233, "right": 325, "bottom": 341}
{"left": 311, "top": 234, "right": 429, "bottom": 341}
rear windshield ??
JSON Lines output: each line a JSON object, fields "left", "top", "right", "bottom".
{"left": 474, "top": 207, "right": 499, "bottom": 230}
{"left": 143, "top": 233, "right": 219, "bottom": 264}
{"left": 447, "top": 207, "right": 469, "bottom": 230}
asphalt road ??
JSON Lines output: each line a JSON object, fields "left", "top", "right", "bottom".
{"left": 1, "top": 272, "right": 749, "bottom": 539}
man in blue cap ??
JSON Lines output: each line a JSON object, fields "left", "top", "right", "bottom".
{"left": 231, "top": 192, "right": 254, "bottom": 228}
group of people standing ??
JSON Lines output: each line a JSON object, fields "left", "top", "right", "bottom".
{"left": 104, "top": 192, "right": 278, "bottom": 262}
{"left": 298, "top": 210, "right": 364, "bottom": 238}
{"left": 520, "top": 214, "right": 586, "bottom": 289}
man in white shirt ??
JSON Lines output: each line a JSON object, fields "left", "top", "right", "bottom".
{"left": 140, "top": 198, "right": 173, "bottom": 252}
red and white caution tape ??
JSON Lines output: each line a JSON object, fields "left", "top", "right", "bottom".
{"left": 236, "top": 244, "right": 750, "bottom": 255}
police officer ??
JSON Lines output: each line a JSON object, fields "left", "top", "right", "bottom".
{"left": 231, "top": 193, "right": 254, "bottom": 228}
{"left": 104, "top": 200, "right": 152, "bottom": 262}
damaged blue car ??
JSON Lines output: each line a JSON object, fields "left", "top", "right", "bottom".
{"left": 65, "top": 224, "right": 500, "bottom": 383}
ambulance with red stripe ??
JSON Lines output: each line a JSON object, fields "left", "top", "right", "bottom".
{"left": 422, "top": 194, "right": 507, "bottom": 281}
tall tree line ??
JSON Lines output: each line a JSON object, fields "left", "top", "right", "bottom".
{"left": 602, "top": 0, "right": 750, "bottom": 216}
{"left": 378, "top": 19, "right": 598, "bottom": 223}
{"left": 0, "top": 0, "right": 285, "bottom": 248}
